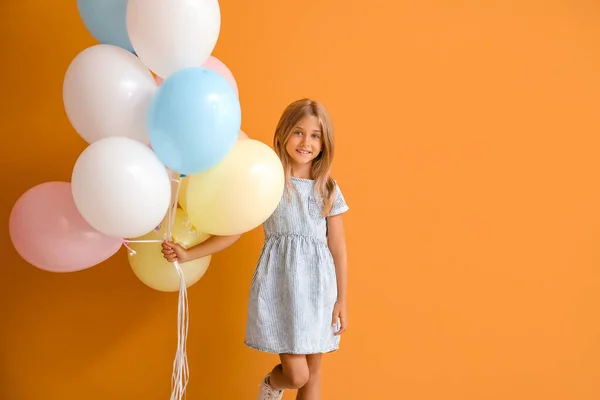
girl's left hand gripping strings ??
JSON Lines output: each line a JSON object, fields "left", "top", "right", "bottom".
{"left": 161, "top": 241, "right": 189, "bottom": 263}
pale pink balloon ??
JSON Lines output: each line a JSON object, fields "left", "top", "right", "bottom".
{"left": 9, "top": 181, "right": 123, "bottom": 273}
{"left": 238, "top": 130, "right": 249, "bottom": 140}
{"left": 202, "top": 56, "right": 239, "bottom": 96}
{"left": 154, "top": 56, "right": 239, "bottom": 96}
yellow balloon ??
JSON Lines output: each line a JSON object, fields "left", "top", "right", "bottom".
{"left": 177, "top": 130, "right": 246, "bottom": 211}
{"left": 185, "top": 139, "right": 285, "bottom": 235}
{"left": 128, "top": 208, "right": 211, "bottom": 292}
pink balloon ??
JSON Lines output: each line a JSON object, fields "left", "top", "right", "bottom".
{"left": 154, "top": 56, "right": 239, "bottom": 96}
{"left": 9, "top": 181, "right": 122, "bottom": 273}
{"left": 202, "top": 56, "right": 239, "bottom": 96}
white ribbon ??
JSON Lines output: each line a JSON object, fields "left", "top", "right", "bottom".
{"left": 167, "top": 175, "right": 189, "bottom": 400}
{"left": 125, "top": 173, "right": 190, "bottom": 399}
{"left": 170, "top": 260, "right": 189, "bottom": 400}
{"left": 122, "top": 239, "right": 164, "bottom": 255}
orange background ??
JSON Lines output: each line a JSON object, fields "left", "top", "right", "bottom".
{"left": 2, "top": 1, "right": 600, "bottom": 399}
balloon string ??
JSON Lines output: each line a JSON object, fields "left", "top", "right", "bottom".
{"left": 167, "top": 176, "right": 182, "bottom": 241}
{"left": 167, "top": 175, "right": 188, "bottom": 400}
{"left": 121, "top": 239, "right": 164, "bottom": 255}
{"left": 122, "top": 241, "right": 136, "bottom": 255}
{"left": 153, "top": 224, "right": 163, "bottom": 240}
{"left": 170, "top": 260, "right": 190, "bottom": 400}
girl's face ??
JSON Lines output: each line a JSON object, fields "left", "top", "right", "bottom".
{"left": 285, "top": 115, "right": 323, "bottom": 167}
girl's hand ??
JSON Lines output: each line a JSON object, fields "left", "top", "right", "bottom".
{"left": 161, "top": 241, "right": 189, "bottom": 263}
{"left": 332, "top": 300, "right": 348, "bottom": 336}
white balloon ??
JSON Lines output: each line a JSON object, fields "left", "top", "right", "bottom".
{"left": 126, "top": 0, "right": 221, "bottom": 79}
{"left": 63, "top": 44, "right": 156, "bottom": 145}
{"left": 71, "top": 137, "right": 171, "bottom": 239}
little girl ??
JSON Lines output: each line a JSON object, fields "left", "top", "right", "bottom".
{"left": 162, "top": 98, "right": 349, "bottom": 400}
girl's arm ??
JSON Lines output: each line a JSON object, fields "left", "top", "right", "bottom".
{"left": 162, "top": 234, "right": 242, "bottom": 263}
{"left": 327, "top": 214, "right": 348, "bottom": 335}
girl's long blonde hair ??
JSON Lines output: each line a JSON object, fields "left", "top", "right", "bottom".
{"left": 273, "top": 98, "right": 336, "bottom": 216}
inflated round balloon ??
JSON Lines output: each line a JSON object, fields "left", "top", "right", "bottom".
{"left": 63, "top": 44, "right": 156, "bottom": 145}
{"left": 128, "top": 208, "right": 211, "bottom": 292}
{"left": 185, "top": 139, "right": 285, "bottom": 235}
{"left": 71, "top": 136, "right": 171, "bottom": 239}
{"left": 9, "top": 181, "right": 122, "bottom": 273}
{"left": 126, "top": 0, "right": 221, "bottom": 79}
{"left": 147, "top": 67, "right": 241, "bottom": 175}
{"left": 203, "top": 56, "right": 239, "bottom": 96}
{"left": 177, "top": 130, "right": 248, "bottom": 211}
{"left": 77, "top": 0, "right": 134, "bottom": 52}
{"left": 155, "top": 56, "right": 239, "bottom": 96}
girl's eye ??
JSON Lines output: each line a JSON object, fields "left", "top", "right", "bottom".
{"left": 294, "top": 131, "right": 302, "bottom": 136}
{"left": 312, "top": 134, "right": 320, "bottom": 139}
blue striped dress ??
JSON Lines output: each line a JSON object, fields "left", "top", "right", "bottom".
{"left": 245, "top": 177, "right": 349, "bottom": 354}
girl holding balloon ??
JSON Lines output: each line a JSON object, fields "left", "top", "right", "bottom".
{"left": 162, "top": 98, "right": 350, "bottom": 400}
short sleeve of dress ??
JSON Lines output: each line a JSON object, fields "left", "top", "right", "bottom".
{"left": 328, "top": 181, "right": 349, "bottom": 217}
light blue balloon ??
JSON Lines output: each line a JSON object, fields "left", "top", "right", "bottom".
{"left": 147, "top": 67, "right": 242, "bottom": 175}
{"left": 77, "top": 0, "right": 134, "bottom": 53}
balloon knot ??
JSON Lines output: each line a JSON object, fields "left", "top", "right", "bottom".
{"left": 121, "top": 240, "right": 136, "bottom": 256}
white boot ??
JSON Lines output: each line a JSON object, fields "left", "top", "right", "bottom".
{"left": 257, "top": 374, "right": 284, "bottom": 400}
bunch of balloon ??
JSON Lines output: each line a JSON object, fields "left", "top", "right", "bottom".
{"left": 8, "top": 1, "right": 286, "bottom": 398}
